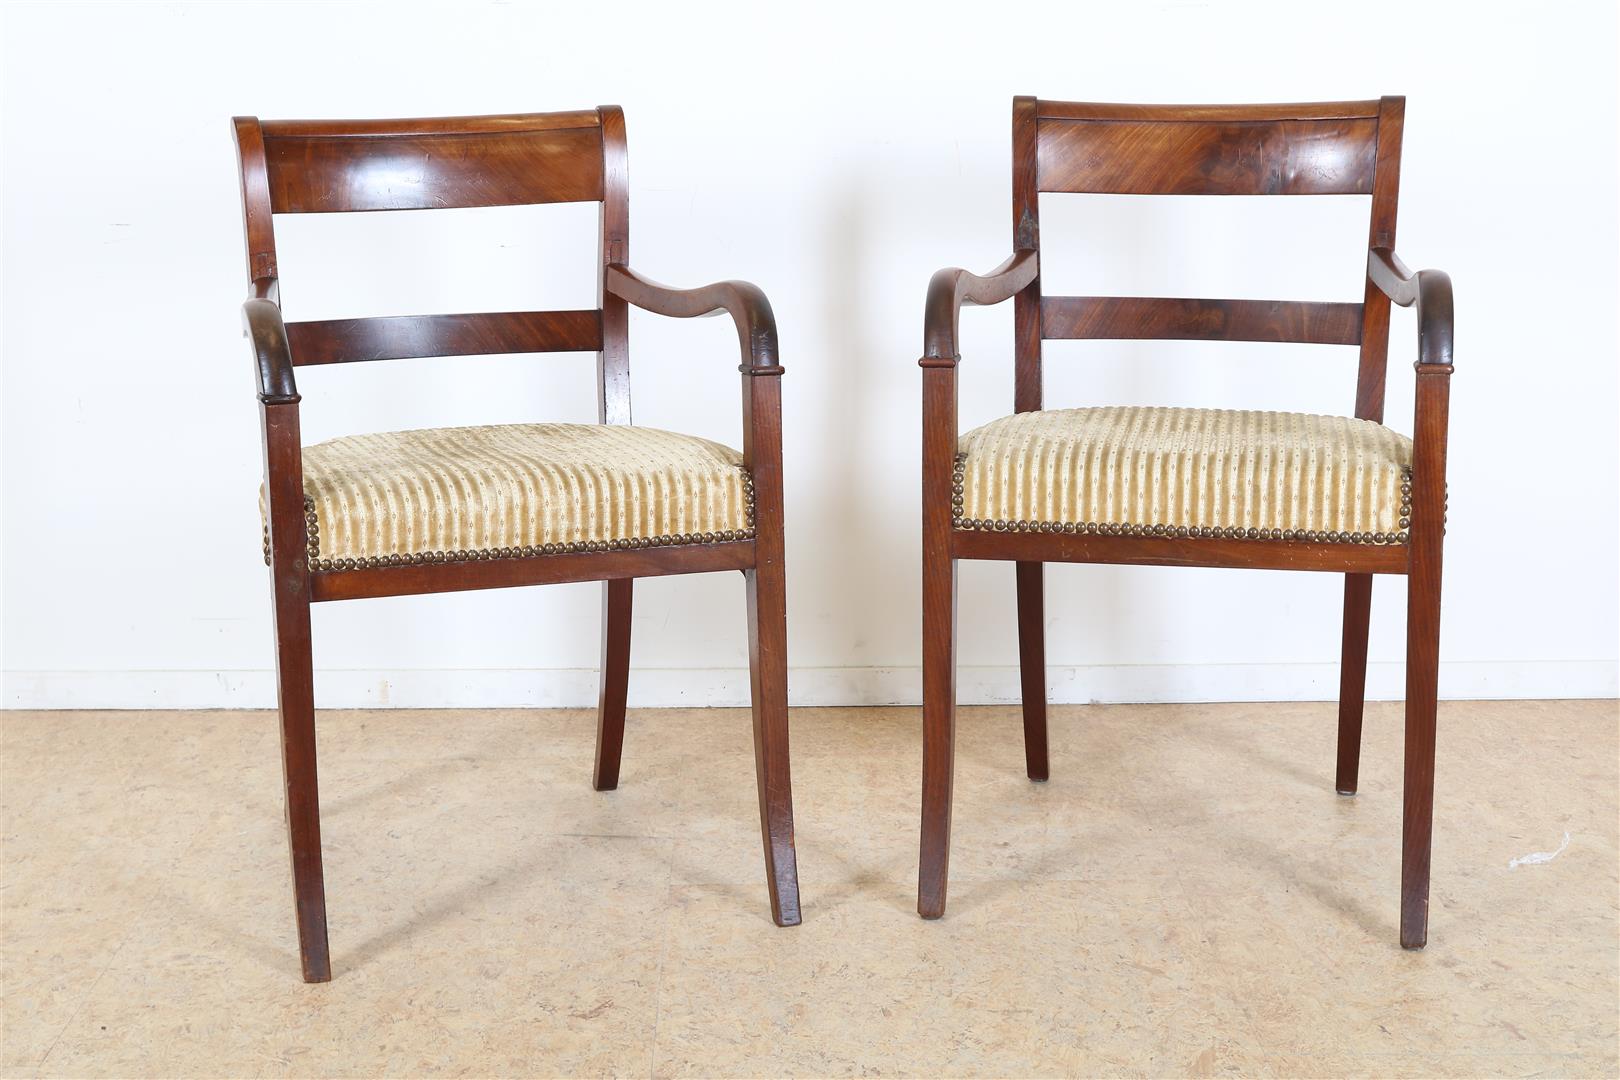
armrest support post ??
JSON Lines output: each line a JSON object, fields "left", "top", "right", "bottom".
{"left": 244, "top": 275, "right": 309, "bottom": 588}
{"left": 921, "top": 361, "right": 960, "bottom": 542}
{"left": 1368, "top": 247, "right": 1454, "bottom": 557}
{"left": 260, "top": 399, "right": 311, "bottom": 583}
{"left": 921, "top": 251, "right": 1038, "bottom": 363}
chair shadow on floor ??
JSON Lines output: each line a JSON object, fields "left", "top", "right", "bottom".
{"left": 333, "top": 839, "right": 677, "bottom": 976}
{"left": 154, "top": 831, "right": 668, "bottom": 980}
{"left": 320, "top": 756, "right": 483, "bottom": 820}
{"left": 189, "top": 704, "right": 1393, "bottom": 977}
{"left": 928, "top": 705, "right": 1395, "bottom": 941}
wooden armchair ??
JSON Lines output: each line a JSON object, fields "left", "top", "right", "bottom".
{"left": 233, "top": 108, "right": 800, "bottom": 982}
{"left": 917, "top": 97, "right": 1453, "bottom": 949}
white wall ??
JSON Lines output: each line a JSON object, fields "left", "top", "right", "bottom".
{"left": 3, "top": 0, "right": 1617, "bottom": 709}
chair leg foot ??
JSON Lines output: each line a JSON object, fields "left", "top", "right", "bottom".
{"left": 286, "top": 748, "right": 331, "bottom": 983}
{"left": 594, "top": 578, "right": 633, "bottom": 792}
{"left": 1336, "top": 573, "right": 1373, "bottom": 795}
{"left": 1015, "top": 561, "right": 1049, "bottom": 782}
{"left": 1400, "top": 691, "right": 1438, "bottom": 950}
{"left": 745, "top": 567, "right": 801, "bottom": 927}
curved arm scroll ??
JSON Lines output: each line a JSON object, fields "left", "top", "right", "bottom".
{"left": 1369, "top": 248, "right": 1454, "bottom": 371}
{"left": 921, "top": 250, "right": 1038, "bottom": 363}
{"left": 604, "top": 264, "right": 780, "bottom": 374}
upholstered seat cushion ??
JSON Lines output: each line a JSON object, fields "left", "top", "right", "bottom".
{"left": 263, "top": 423, "right": 754, "bottom": 569}
{"left": 956, "top": 407, "right": 1412, "bottom": 545}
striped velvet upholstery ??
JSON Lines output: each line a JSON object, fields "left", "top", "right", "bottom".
{"left": 957, "top": 407, "right": 1413, "bottom": 542}
{"left": 265, "top": 423, "right": 752, "bottom": 565}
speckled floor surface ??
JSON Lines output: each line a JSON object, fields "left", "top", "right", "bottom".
{"left": 2, "top": 700, "right": 1616, "bottom": 1078}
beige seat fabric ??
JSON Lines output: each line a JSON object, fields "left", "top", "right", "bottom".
{"left": 263, "top": 423, "right": 754, "bottom": 569}
{"left": 956, "top": 406, "right": 1412, "bottom": 545}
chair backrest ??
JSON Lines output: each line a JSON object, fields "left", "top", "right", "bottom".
{"left": 231, "top": 108, "right": 633, "bottom": 423}
{"left": 1011, "top": 96, "right": 1405, "bottom": 422}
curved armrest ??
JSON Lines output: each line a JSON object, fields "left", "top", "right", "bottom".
{"left": 922, "top": 250, "right": 1038, "bottom": 362}
{"left": 1371, "top": 248, "right": 1453, "bottom": 541}
{"left": 1369, "top": 248, "right": 1454, "bottom": 370}
{"left": 242, "top": 277, "right": 299, "bottom": 404}
{"left": 605, "top": 264, "right": 780, "bottom": 373}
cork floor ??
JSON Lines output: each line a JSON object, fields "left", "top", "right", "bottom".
{"left": 2, "top": 700, "right": 1616, "bottom": 1078}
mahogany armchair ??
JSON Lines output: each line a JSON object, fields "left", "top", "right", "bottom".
{"left": 233, "top": 108, "right": 800, "bottom": 982}
{"left": 918, "top": 97, "right": 1453, "bottom": 949}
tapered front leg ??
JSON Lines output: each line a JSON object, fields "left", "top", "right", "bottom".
{"left": 594, "top": 578, "right": 633, "bottom": 791}
{"left": 1401, "top": 556, "right": 1441, "bottom": 948}
{"left": 918, "top": 544, "right": 958, "bottom": 919}
{"left": 1403, "top": 364, "right": 1450, "bottom": 950}
{"left": 1015, "top": 561, "right": 1049, "bottom": 782}
{"left": 273, "top": 580, "right": 330, "bottom": 982}
{"left": 740, "top": 366, "right": 800, "bottom": 927}
{"left": 918, "top": 362, "right": 960, "bottom": 920}
{"left": 262, "top": 402, "right": 330, "bottom": 983}
{"left": 746, "top": 561, "right": 800, "bottom": 926}
{"left": 1336, "top": 572, "right": 1373, "bottom": 795}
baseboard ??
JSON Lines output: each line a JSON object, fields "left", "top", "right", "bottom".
{"left": 3, "top": 661, "right": 1614, "bottom": 709}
